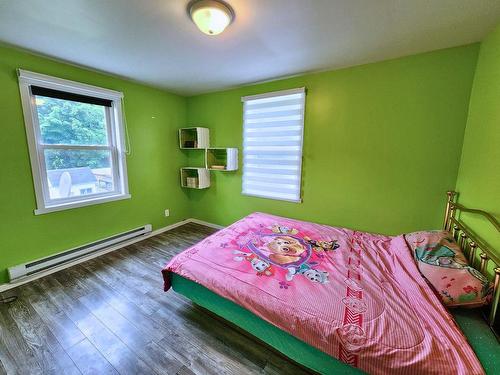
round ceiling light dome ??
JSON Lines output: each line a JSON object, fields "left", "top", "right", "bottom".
{"left": 188, "top": 0, "right": 234, "bottom": 36}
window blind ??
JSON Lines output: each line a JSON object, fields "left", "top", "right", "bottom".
{"left": 242, "top": 87, "right": 305, "bottom": 202}
{"left": 31, "top": 86, "right": 113, "bottom": 107}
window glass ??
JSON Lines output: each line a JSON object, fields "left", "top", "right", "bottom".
{"left": 43, "top": 149, "right": 114, "bottom": 199}
{"left": 35, "top": 96, "right": 109, "bottom": 146}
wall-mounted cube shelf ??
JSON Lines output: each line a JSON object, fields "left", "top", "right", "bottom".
{"left": 179, "top": 127, "right": 237, "bottom": 189}
{"left": 179, "top": 127, "right": 209, "bottom": 149}
{"left": 206, "top": 148, "right": 238, "bottom": 171}
{"left": 180, "top": 168, "right": 210, "bottom": 189}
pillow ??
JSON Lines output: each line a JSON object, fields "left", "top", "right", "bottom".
{"left": 405, "top": 230, "right": 493, "bottom": 308}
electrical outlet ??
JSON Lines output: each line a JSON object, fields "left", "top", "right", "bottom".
{"left": 164, "top": 209, "right": 170, "bottom": 217}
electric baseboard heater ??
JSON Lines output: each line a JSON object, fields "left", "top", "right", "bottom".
{"left": 8, "top": 224, "right": 152, "bottom": 282}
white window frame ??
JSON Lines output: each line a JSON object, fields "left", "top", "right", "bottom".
{"left": 18, "top": 69, "right": 130, "bottom": 215}
{"left": 241, "top": 87, "right": 306, "bottom": 203}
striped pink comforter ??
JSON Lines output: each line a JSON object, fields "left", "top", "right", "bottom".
{"left": 162, "top": 213, "right": 483, "bottom": 374}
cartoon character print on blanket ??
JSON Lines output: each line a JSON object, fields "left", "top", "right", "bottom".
{"left": 232, "top": 223, "right": 338, "bottom": 285}
{"left": 414, "top": 234, "right": 491, "bottom": 289}
{"left": 337, "top": 324, "right": 367, "bottom": 353}
{"left": 304, "top": 236, "right": 340, "bottom": 253}
{"left": 342, "top": 296, "right": 367, "bottom": 314}
{"left": 232, "top": 251, "right": 275, "bottom": 276}
{"left": 407, "top": 231, "right": 492, "bottom": 306}
{"left": 415, "top": 236, "right": 469, "bottom": 269}
{"left": 285, "top": 263, "right": 329, "bottom": 284}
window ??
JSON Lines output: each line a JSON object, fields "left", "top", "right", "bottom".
{"left": 18, "top": 70, "right": 130, "bottom": 214}
{"left": 241, "top": 87, "right": 306, "bottom": 202}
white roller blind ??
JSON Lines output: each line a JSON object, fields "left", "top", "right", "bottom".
{"left": 241, "top": 87, "right": 305, "bottom": 202}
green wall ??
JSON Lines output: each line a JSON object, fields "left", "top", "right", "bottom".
{"left": 0, "top": 40, "right": 491, "bottom": 286}
{"left": 0, "top": 45, "right": 189, "bottom": 283}
{"left": 186, "top": 45, "right": 480, "bottom": 235}
{"left": 456, "top": 25, "right": 500, "bottom": 253}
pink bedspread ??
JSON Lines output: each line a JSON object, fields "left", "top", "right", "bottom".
{"left": 162, "top": 213, "right": 484, "bottom": 375}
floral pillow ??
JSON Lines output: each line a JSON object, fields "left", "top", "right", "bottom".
{"left": 405, "top": 230, "right": 493, "bottom": 308}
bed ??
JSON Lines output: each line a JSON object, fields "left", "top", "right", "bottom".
{"left": 162, "top": 192, "right": 500, "bottom": 374}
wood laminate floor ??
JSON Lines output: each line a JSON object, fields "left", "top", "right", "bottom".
{"left": 0, "top": 223, "right": 311, "bottom": 375}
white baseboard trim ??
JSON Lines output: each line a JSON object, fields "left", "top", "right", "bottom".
{"left": 150, "top": 219, "right": 192, "bottom": 236}
{"left": 189, "top": 218, "right": 224, "bottom": 230}
{"left": 0, "top": 218, "right": 224, "bottom": 293}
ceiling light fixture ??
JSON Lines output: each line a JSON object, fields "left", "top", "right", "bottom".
{"left": 188, "top": 0, "right": 234, "bottom": 36}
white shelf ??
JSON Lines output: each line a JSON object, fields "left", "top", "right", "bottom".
{"left": 205, "top": 148, "right": 238, "bottom": 171}
{"left": 180, "top": 168, "right": 210, "bottom": 189}
{"left": 178, "top": 127, "right": 237, "bottom": 189}
{"left": 179, "top": 127, "right": 209, "bottom": 149}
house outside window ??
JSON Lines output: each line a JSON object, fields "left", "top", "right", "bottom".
{"left": 18, "top": 70, "right": 130, "bottom": 214}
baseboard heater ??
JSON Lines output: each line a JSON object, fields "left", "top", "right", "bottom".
{"left": 8, "top": 224, "right": 152, "bottom": 282}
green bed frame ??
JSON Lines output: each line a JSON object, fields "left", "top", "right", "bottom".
{"left": 171, "top": 274, "right": 499, "bottom": 375}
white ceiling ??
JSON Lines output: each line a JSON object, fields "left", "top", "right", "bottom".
{"left": 1, "top": 0, "right": 499, "bottom": 95}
